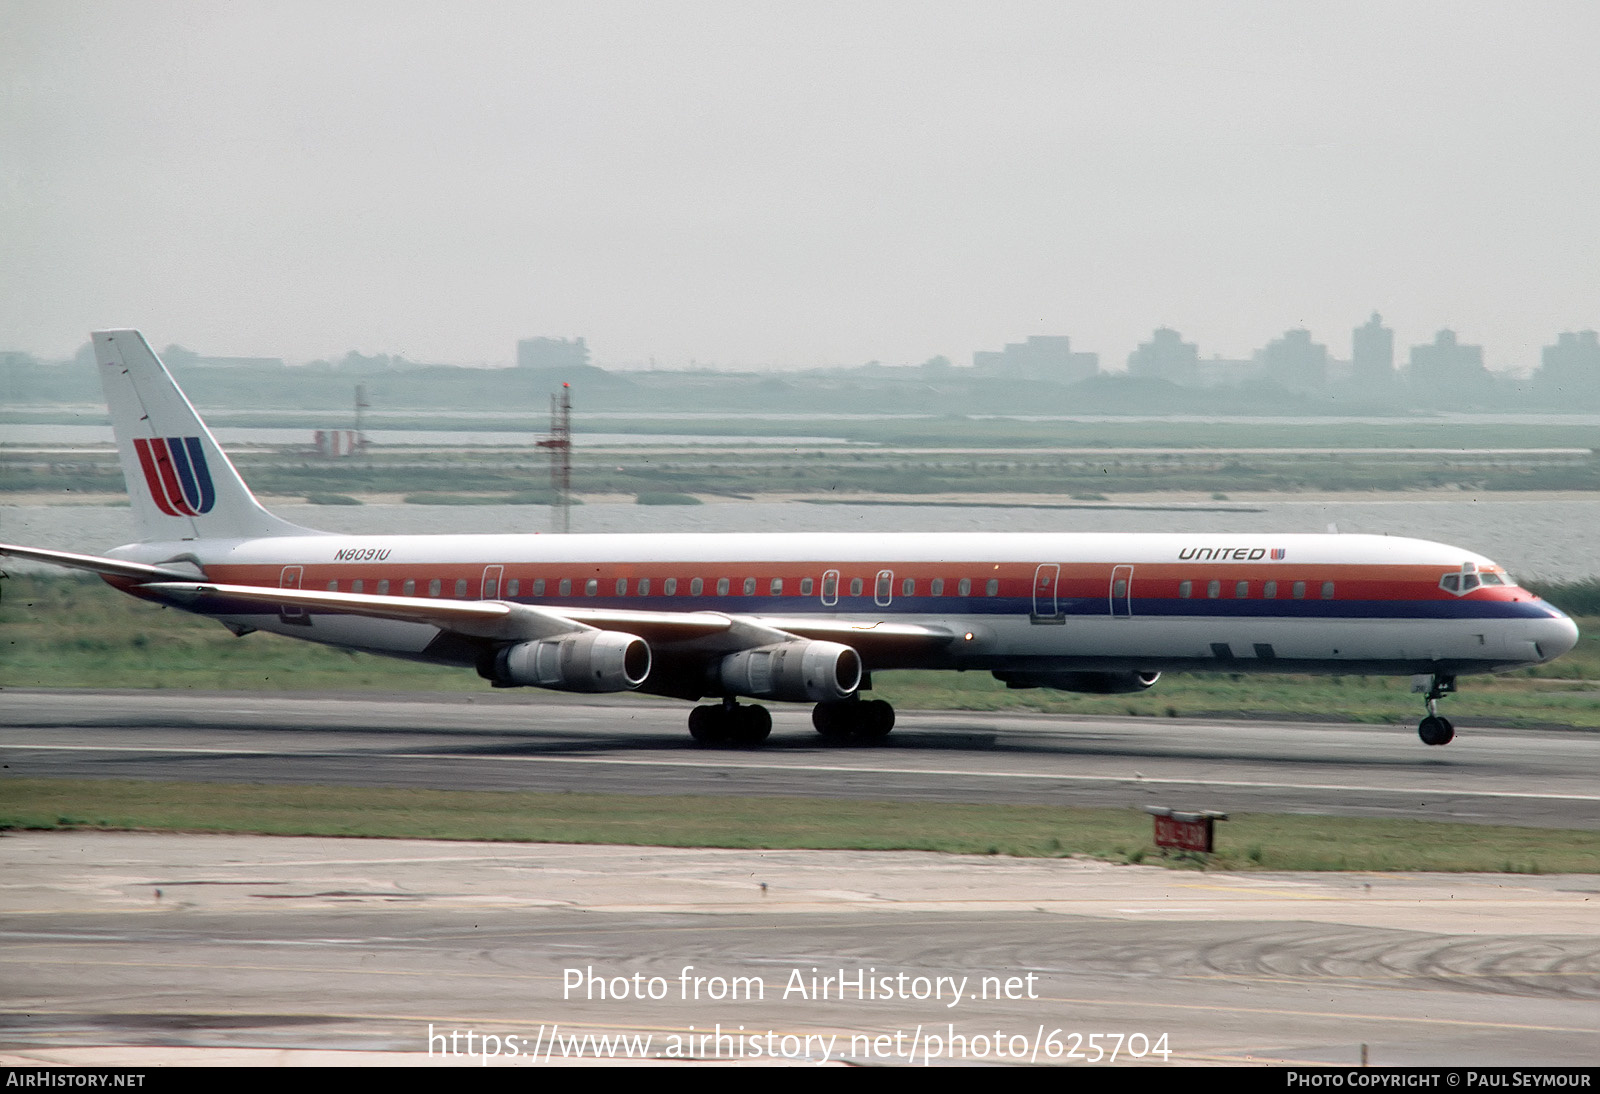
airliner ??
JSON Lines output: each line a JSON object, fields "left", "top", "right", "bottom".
{"left": 1, "top": 331, "right": 1579, "bottom": 747}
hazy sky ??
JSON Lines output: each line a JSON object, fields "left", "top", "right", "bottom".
{"left": 3, "top": 1, "right": 1597, "bottom": 370}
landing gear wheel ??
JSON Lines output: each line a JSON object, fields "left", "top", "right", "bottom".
{"left": 812, "top": 702, "right": 851, "bottom": 740}
{"left": 688, "top": 704, "right": 726, "bottom": 745}
{"left": 1418, "top": 715, "right": 1455, "bottom": 746}
{"left": 690, "top": 702, "right": 771, "bottom": 746}
{"left": 812, "top": 699, "right": 895, "bottom": 744}
{"left": 1414, "top": 674, "right": 1458, "bottom": 746}
{"left": 730, "top": 704, "right": 772, "bottom": 746}
{"left": 859, "top": 699, "right": 895, "bottom": 740}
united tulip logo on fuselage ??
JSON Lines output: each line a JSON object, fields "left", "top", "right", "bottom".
{"left": 134, "top": 437, "right": 216, "bottom": 516}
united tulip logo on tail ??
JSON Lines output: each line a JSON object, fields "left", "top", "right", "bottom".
{"left": 134, "top": 437, "right": 216, "bottom": 516}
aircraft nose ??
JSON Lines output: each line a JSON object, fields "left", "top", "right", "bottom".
{"left": 1536, "top": 612, "right": 1580, "bottom": 662}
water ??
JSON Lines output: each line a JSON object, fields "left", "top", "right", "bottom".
{"left": 4, "top": 496, "right": 1597, "bottom": 580}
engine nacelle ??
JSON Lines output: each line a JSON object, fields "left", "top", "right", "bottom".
{"left": 717, "top": 640, "right": 862, "bottom": 703}
{"left": 494, "top": 631, "right": 652, "bottom": 692}
{"left": 993, "top": 670, "right": 1161, "bottom": 694}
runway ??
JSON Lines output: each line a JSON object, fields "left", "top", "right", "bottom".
{"left": 5, "top": 692, "right": 1600, "bottom": 1066}
{"left": 4, "top": 689, "right": 1600, "bottom": 828}
{"left": 2, "top": 833, "right": 1598, "bottom": 1067}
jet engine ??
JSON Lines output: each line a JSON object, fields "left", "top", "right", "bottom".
{"left": 717, "top": 640, "right": 862, "bottom": 702}
{"left": 992, "top": 669, "right": 1161, "bottom": 694}
{"left": 494, "top": 631, "right": 651, "bottom": 692}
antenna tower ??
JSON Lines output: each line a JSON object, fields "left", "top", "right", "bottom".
{"left": 537, "top": 383, "right": 572, "bottom": 533}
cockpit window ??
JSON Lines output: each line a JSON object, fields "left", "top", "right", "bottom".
{"left": 1441, "top": 563, "right": 1507, "bottom": 595}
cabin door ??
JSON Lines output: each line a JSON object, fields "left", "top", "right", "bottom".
{"left": 1110, "top": 565, "right": 1134, "bottom": 618}
{"left": 481, "top": 565, "right": 504, "bottom": 599}
{"left": 1030, "top": 563, "right": 1063, "bottom": 624}
{"left": 278, "top": 565, "right": 309, "bottom": 625}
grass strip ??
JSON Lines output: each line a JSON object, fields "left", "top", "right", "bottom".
{"left": 3, "top": 779, "right": 1597, "bottom": 873}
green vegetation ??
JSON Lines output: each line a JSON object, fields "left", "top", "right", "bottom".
{"left": 635, "top": 491, "right": 703, "bottom": 505}
{"left": 400, "top": 489, "right": 571, "bottom": 505}
{"left": 3, "top": 573, "right": 1597, "bottom": 726}
{"left": 4, "top": 779, "right": 1598, "bottom": 872}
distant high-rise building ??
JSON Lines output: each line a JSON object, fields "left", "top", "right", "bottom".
{"left": 1537, "top": 330, "right": 1600, "bottom": 395}
{"left": 1126, "top": 328, "right": 1199, "bottom": 385}
{"left": 1351, "top": 312, "right": 1394, "bottom": 384}
{"left": 1256, "top": 329, "right": 1328, "bottom": 389}
{"left": 1408, "top": 330, "right": 1488, "bottom": 388}
{"left": 971, "top": 335, "right": 1097, "bottom": 382}
{"left": 518, "top": 336, "right": 589, "bottom": 371}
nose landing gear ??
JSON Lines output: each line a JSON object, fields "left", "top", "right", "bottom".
{"left": 1414, "top": 674, "right": 1456, "bottom": 746}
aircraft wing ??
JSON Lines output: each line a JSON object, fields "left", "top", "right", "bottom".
{"left": 142, "top": 584, "right": 945, "bottom": 657}
{"left": 8, "top": 542, "right": 954, "bottom": 660}
{"left": 140, "top": 581, "right": 736, "bottom": 643}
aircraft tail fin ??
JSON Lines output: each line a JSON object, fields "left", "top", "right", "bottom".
{"left": 94, "top": 330, "right": 307, "bottom": 542}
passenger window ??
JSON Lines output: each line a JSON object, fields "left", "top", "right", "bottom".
{"left": 455, "top": 579, "right": 468, "bottom": 597}
{"left": 801, "top": 577, "right": 814, "bottom": 596}
{"left": 1207, "top": 580, "right": 1221, "bottom": 599}
{"left": 1321, "top": 581, "right": 1335, "bottom": 599}
{"left": 958, "top": 578, "right": 971, "bottom": 596}
{"left": 876, "top": 573, "right": 891, "bottom": 600}
{"left": 1292, "top": 581, "right": 1306, "bottom": 599}
{"left": 717, "top": 578, "right": 730, "bottom": 596}
{"left": 931, "top": 578, "right": 944, "bottom": 596}
{"left": 986, "top": 579, "right": 999, "bottom": 596}
{"left": 533, "top": 579, "right": 545, "bottom": 596}
{"left": 507, "top": 579, "right": 519, "bottom": 597}
{"left": 665, "top": 578, "right": 677, "bottom": 595}
{"left": 1114, "top": 579, "right": 1127, "bottom": 598}
{"left": 850, "top": 577, "right": 863, "bottom": 596}
{"left": 352, "top": 580, "right": 363, "bottom": 594}
{"left": 616, "top": 578, "right": 627, "bottom": 595}
{"left": 327, "top": 580, "right": 338, "bottom": 591}
{"left": 1235, "top": 581, "right": 1248, "bottom": 598}
{"left": 585, "top": 579, "right": 597, "bottom": 596}
{"left": 403, "top": 579, "right": 415, "bottom": 596}
{"left": 690, "top": 578, "right": 703, "bottom": 595}
{"left": 559, "top": 578, "right": 571, "bottom": 596}
{"left": 821, "top": 574, "right": 835, "bottom": 599}
{"left": 1179, "top": 580, "right": 1192, "bottom": 599}
{"left": 1263, "top": 581, "right": 1276, "bottom": 599}
{"left": 429, "top": 579, "right": 442, "bottom": 597}
{"left": 903, "top": 578, "right": 914, "bottom": 596}
{"left": 770, "top": 578, "right": 783, "bottom": 595}
{"left": 377, "top": 579, "right": 389, "bottom": 595}
{"left": 743, "top": 578, "right": 756, "bottom": 595}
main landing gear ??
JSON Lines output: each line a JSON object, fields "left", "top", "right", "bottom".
{"left": 685, "top": 696, "right": 898, "bottom": 747}
{"left": 812, "top": 697, "right": 895, "bottom": 744}
{"left": 1415, "top": 674, "right": 1457, "bottom": 746}
{"left": 688, "top": 698, "right": 771, "bottom": 747}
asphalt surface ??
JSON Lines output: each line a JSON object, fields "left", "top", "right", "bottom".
{"left": 5, "top": 691, "right": 1600, "bottom": 1067}
{"left": 2, "top": 834, "right": 1598, "bottom": 1068}
{"left": 4, "top": 689, "right": 1600, "bottom": 828}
